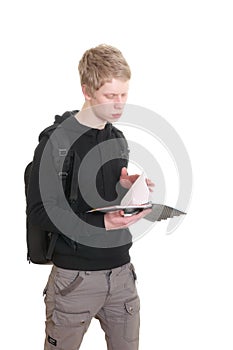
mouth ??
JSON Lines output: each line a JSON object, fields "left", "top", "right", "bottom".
{"left": 111, "top": 113, "right": 122, "bottom": 119}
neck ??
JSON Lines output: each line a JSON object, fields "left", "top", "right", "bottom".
{"left": 75, "top": 101, "right": 106, "bottom": 130}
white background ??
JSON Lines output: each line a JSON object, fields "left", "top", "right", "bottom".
{"left": 1, "top": 0, "right": 232, "bottom": 349}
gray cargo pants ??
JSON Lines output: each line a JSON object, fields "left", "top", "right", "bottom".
{"left": 43, "top": 263, "right": 140, "bottom": 350}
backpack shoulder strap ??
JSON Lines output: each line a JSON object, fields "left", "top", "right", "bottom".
{"left": 39, "top": 124, "right": 72, "bottom": 189}
{"left": 111, "top": 126, "right": 130, "bottom": 165}
{"left": 49, "top": 125, "right": 81, "bottom": 203}
{"left": 69, "top": 151, "right": 81, "bottom": 202}
{"left": 49, "top": 125, "right": 71, "bottom": 179}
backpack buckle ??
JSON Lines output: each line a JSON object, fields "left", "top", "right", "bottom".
{"left": 59, "top": 149, "right": 67, "bottom": 156}
{"left": 58, "top": 171, "right": 68, "bottom": 178}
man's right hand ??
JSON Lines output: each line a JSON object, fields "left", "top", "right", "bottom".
{"left": 104, "top": 208, "right": 152, "bottom": 231}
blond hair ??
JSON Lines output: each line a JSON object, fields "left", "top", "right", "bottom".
{"left": 78, "top": 44, "right": 131, "bottom": 96}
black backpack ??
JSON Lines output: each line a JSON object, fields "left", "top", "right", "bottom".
{"left": 24, "top": 114, "right": 129, "bottom": 264}
{"left": 25, "top": 123, "right": 79, "bottom": 264}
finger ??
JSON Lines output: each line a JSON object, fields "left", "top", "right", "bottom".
{"left": 125, "top": 208, "right": 152, "bottom": 224}
{"left": 135, "top": 208, "right": 152, "bottom": 218}
{"left": 121, "top": 167, "right": 128, "bottom": 178}
{"left": 146, "top": 178, "right": 155, "bottom": 186}
{"left": 141, "top": 208, "right": 153, "bottom": 216}
{"left": 120, "top": 178, "right": 132, "bottom": 189}
{"left": 146, "top": 178, "right": 155, "bottom": 192}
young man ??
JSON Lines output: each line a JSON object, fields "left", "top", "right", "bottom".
{"left": 27, "top": 44, "right": 153, "bottom": 350}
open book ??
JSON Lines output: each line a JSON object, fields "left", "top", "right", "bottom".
{"left": 87, "top": 173, "right": 186, "bottom": 222}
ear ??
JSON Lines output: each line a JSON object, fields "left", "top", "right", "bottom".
{"left": 82, "top": 85, "right": 92, "bottom": 100}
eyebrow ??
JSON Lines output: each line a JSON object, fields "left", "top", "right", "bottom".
{"left": 104, "top": 92, "right": 127, "bottom": 95}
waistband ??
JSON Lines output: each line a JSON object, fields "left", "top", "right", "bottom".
{"left": 51, "top": 262, "right": 134, "bottom": 278}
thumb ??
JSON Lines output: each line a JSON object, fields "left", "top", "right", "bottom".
{"left": 121, "top": 167, "right": 128, "bottom": 178}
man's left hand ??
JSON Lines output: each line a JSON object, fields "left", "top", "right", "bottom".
{"left": 119, "top": 167, "right": 155, "bottom": 192}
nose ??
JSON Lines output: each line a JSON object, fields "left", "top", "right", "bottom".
{"left": 113, "top": 95, "right": 124, "bottom": 109}
{"left": 114, "top": 102, "right": 124, "bottom": 111}
{"left": 113, "top": 94, "right": 123, "bottom": 103}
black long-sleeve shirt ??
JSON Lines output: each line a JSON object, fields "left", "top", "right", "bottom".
{"left": 27, "top": 112, "right": 132, "bottom": 270}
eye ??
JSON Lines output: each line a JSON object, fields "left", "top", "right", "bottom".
{"left": 105, "top": 94, "right": 115, "bottom": 99}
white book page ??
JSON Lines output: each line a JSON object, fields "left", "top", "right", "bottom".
{"left": 120, "top": 172, "right": 150, "bottom": 206}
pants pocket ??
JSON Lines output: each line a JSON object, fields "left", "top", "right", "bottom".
{"left": 55, "top": 272, "right": 84, "bottom": 296}
{"left": 130, "top": 263, "right": 137, "bottom": 282}
{"left": 46, "top": 310, "right": 90, "bottom": 349}
{"left": 124, "top": 296, "right": 140, "bottom": 342}
{"left": 52, "top": 309, "right": 90, "bottom": 328}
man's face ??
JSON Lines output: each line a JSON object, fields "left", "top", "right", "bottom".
{"left": 88, "top": 78, "right": 129, "bottom": 124}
